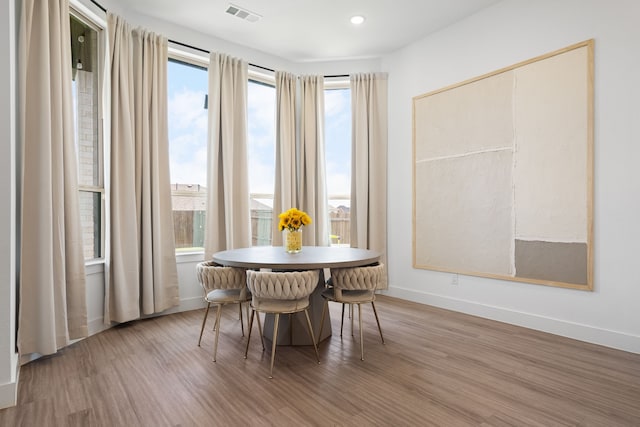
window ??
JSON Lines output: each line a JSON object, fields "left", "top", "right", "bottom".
{"left": 324, "top": 87, "right": 351, "bottom": 246}
{"left": 167, "top": 58, "right": 208, "bottom": 252}
{"left": 71, "top": 12, "right": 103, "bottom": 260}
{"left": 247, "top": 79, "right": 276, "bottom": 246}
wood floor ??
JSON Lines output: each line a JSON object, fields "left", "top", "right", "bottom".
{"left": 2, "top": 295, "right": 640, "bottom": 426}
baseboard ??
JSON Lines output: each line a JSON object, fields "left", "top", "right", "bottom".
{"left": 87, "top": 296, "right": 206, "bottom": 337}
{"left": 87, "top": 317, "right": 111, "bottom": 337}
{"left": 385, "top": 287, "right": 640, "bottom": 355}
{"left": 0, "top": 351, "right": 18, "bottom": 409}
{"left": 160, "top": 296, "right": 206, "bottom": 315}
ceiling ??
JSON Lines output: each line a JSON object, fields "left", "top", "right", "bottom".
{"left": 120, "top": 0, "right": 501, "bottom": 62}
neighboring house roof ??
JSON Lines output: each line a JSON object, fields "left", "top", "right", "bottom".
{"left": 171, "top": 183, "right": 206, "bottom": 211}
{"left": 251, "top": 198, "right": 271, "bottom": 211}
{"left": 170, "top": 185, "right": 350, "bottom": 214}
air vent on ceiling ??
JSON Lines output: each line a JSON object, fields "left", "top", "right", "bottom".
{"left": 226, "top": 4, "right": 261, "bottom": 23}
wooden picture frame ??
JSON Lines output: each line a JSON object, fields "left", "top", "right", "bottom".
{"left": 412, "top": 40, "right": 594, "bottom": 290}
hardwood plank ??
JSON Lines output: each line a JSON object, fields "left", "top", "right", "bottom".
{"left": 1, "top": 296, "right": 640, "bottom": 426}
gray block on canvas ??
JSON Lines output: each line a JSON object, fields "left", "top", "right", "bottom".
{"left": 515, "top": 240, "right": 587, "bottom": 285}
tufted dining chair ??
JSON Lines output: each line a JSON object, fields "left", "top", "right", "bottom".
{"left": 244, "top": 269, "right": 321, "bottom": 378}
{"left": 196, "top": 261, "right": 255, "bottom": 362}
{"left": 317, "top": 262, "right": 386, "bottom": 361}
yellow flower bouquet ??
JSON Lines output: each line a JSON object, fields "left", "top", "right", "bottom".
{"left": 278, "top": 207, "right": 312, "bottom": 231}
{"left": 278, "top": 208, "right": 311, "bottom": 253}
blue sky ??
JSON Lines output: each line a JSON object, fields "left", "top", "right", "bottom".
{"left": 324, "top": 88, "right": 352, "bottom": 198}
{"left": 167, "top": 60, "right": 208, "bottom": 187}
{"left": 247, "top": 81, "right": 275, "bottom": 194}
{"left": 167, "top": 60, "right": 351, "bottom": 200}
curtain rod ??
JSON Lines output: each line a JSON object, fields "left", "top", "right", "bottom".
{"left": 89, "top": 0, "right": 106, "bottom": 12}
{"left": 169, "top": 40, "right": 275, "bottom": 72}
{"left": 170, "top": 39, "right": 349, "bottom": 78}
{"left": 87, "top": 0, "right": 349, "bottom": 79}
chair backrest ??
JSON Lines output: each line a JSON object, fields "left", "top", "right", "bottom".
{"left": 196, "top": 261, "right": 247, "bottom": 293}
{"left": 330, "top": 262, "right": 385, "bottom": 292}
{"left": 246, "top": 270, "right": 319, "bottom": 301}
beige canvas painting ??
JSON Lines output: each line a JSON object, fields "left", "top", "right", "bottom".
{"left": 412, "top": 40, "right": 593, "bottom": 290}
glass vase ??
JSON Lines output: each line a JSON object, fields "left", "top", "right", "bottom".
{"left": 284, "top": 228, "right": 302, "bottom": 253}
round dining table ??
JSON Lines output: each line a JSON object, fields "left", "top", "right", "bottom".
{"left": 212, "top": 246, "right": 381, "bottom": 345}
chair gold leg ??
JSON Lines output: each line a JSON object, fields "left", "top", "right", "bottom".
{"left": 244, "top": 309, "right": 254, "bottom": 359}
{"left": 256, "top": 311, "right": 265, "bottom": 351}
{"left": 198, "top": 302, "right": 211, "bottom": 346}
{"left": 213, "top": 304, "right": 223, "bottom": 362}
{"left": 317, "top": 300, "right": 328, "bottom": 345}
{"left": 239, "top": 302, "right": 245, "bottom": 337}
{"left": 269, "top": 314, "right": 280, "bottom": 379}
{"left": 304, "top": 309, "right": 321, "bottom": 364}
{"left": 246, "top": 303, "right": 251, "bottom": 335}
{"left": 371, "top": 301, "right": 385, "bottom": 344}
{"left": 358, "top": 304, "right": 364, "bottom": 361}
{"left": 351, "top": 304, "right": 355, "bottom": 337}
{"left": 211, "top": 306, "right": 220, "bottom": 332}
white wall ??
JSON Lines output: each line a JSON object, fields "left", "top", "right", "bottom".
{"left": 383, "top": 0, "right": 640, "bottom": 354}
{"left": 85, "top": 255, "right": 206, "bottom": 337}
{"left": 0, "top": 0, "right": 18, "bottom": 410}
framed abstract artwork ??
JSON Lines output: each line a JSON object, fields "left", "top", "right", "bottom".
{"left": 412, "top": 40, "right": 594, "bottom": 290}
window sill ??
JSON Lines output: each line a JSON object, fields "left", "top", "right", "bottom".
{"left": 176, "top": 251, "right": 205, "bottom": 264}
{"left": 83, "top": 253, "right": 204, "bottom": 272}
{"left": 85, "top": 259, "right": 105, "bottom": 275}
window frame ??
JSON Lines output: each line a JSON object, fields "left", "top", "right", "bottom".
{"left": 166, "top": 51, "right": 210, "bottom": 254}
{"left": 247, "top": 72, "right": 276, "bottom": 246}
{"left": 70, "top": 6, "right": 106, "bottom": 262}
{"left": 323, "top": 80, "right": 351, "bottom": 246}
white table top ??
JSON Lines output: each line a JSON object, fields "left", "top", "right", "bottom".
{"left": 212, "top": 246, "right": 381, "bottom": 270}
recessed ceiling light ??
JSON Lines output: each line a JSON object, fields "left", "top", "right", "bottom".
{"left": 350, "top": 15, "right": 365, "bottom": 25}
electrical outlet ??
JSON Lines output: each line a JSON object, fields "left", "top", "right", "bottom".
{"left": 451, "top": 274, "right": 459, "bottom": 286}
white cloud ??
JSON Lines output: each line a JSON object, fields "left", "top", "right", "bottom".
{"left": 324, "top": 88, "right": 351, "bottom": 197}
{"left": 248, "top": 152, "right": 275, "bottom": 194}
{"left": 167, "top": 82, "right": 351, "bottom": 198}
{"left": 247, "top": 82, "right": 276, "bottom": 194}
{"left": 168, "top": 89, "right": 208, "bottom": 132}
{"left": 325, "top": 158, "right": 350, "bottom": 196}
{"left": 325, "top": 89, "right": 350, "bottom": 118}
{"left": 248, "top": 82, "right": 276, "bottom": 149}
{"left": 168, "top": 88, "right": 208, "bottom": 186}
{"left": 170, "top": 142, "right": 207, "bottom": 186}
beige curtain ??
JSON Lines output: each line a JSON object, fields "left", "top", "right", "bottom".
{"left": 106, "top": 14, "right": 179, "bottom": 323}
{"left": 18, "top": 0, "right": 88, "bottom": 355}
{"left": 299, "top": 75, "right": 329, "bottom": 246}
{"left": 350, "top": 73, "right": 388, "bottom": 263}
{"left": 204, "top": 53, "right": 251, "bottom": 258}
{"left": 272, "top": 71, "right": 298, "bottom": 246}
